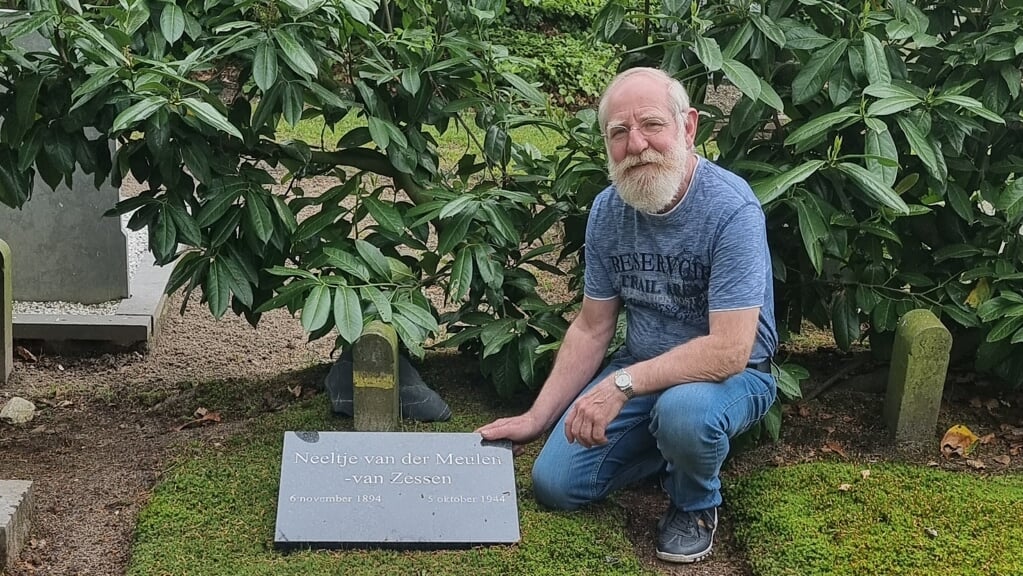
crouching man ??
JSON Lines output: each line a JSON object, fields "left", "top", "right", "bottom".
{"left": 478, "top": 67, "right": 778, "bottom": 563}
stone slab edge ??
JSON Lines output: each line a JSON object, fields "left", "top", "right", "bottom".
{"left": 10, "top": 254, "right": 173, "bottom": 345}
{"left": 0, "top": 480, "right": 33, "bottom": 572}
{"left": 1, "top": 239, "right": 11, "bottom": 384}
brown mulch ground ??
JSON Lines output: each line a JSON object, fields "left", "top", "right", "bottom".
{"left": 2, "top": 298, "right": 1022, "bottom": 576}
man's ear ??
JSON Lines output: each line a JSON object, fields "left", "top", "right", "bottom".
{"left": 683, "top": 108, "right": 700, "bottom": 147}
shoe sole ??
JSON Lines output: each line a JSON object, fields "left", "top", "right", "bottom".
{"left": 655, "top": 546, "right": 713, "bottom": 564}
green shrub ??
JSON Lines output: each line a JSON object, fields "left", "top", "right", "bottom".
{"left": 579, "top": 0, "right": 1023, "bottom": 389}
{"left": 492, "top": 29, "right": 616, "bottom": 107}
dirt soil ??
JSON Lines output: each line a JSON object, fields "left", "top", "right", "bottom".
{"left": 2, "top": 299, "right": 1023, "bottom": 576}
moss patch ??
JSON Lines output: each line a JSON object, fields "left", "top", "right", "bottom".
{"left": 128, "top": 388, "right": 652, "bottom": 575}
{"left": 726, "top": 462, "right": 1023, "bottom": 576}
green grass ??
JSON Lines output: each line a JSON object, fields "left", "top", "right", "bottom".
{"left": 127, "top": 370, "right": 653, "bottom": 576}
{"left": 726, "top": 462, "right": 1023, "bottom": 576}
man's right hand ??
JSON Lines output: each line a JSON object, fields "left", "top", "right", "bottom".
{"left": 476, "top": 413, "right": 546, "bottom": 456}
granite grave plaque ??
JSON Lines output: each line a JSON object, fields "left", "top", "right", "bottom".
{"left": 274, "top": 431, "right": 519, "bottom": 549}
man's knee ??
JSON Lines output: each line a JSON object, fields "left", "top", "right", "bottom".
{"left": 531, "top": 457, "right": 586, "bottom": 511}
{"left": 651, "top": 386, "right": 723, "bottom": 446}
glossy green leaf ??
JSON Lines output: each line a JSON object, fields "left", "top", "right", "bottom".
{"left": 864, "top": 125, "right": 899, "bottom": 187}
{"left": 333, "top": 286, "right": 363, "bottom": 344}
{"left": 500, "top": 72, "right": 546, "bottom": 107}
{"left": 481, "top": 203, "right": 518, "bottom": 245}
{"left": 253, "top": 39, "right": 278, "bottom": 92}
{"left": 695, "top": 35, "right": 723, "bottom": 71}
{"left": 206, "top": 258, "right": 231, "bottom": 318}
{"left": 784, "top": 110, "right": 858, "bottom": 148}
{"left": 181, "top": 98, "right": 243, "bottom": 139}
{"left": 867, "top": 96, "right": 921, "bottom": 116}
{"left": 323, "top": 247, "right": 371, "bottom": 281}
{"left": 722, "top": 59, "right": 761, "bottom": 101}
{"left": 751, "top": 160, "right": 826, "bottom": 205}
{"left": 836, "top": 162, "right": 909, "bottom": 214}
{"left": 831, "top": 291, "right": 860, "bottom": 351}
{"left": 861, "top": 32, "right": 891, "bottom": 86}
{"left": 752, "top": 14, "right": 786, "bottom": 48}
{"left": 273, "top": 28, "right": 318, "bottom": 77}
{"left": 361, "top": 286, "right": 392, "bottom": 322}
{"left": 111, "top": 96, "right": 167, "bottom": 132}
{"left": 354, "top": 239, "right": 390, "bottom": 279}
{"left": 301, "top": 284, "right": 332, "bottom": 333}
{"left": 166, "top": 203, "right": 202, "bottom": 246}
{"left": 160, "top": 3, "right": 185, "bottom": 43}
{"left": 895, "top": 115, "right": 944, "bottom": 181}
{"left": 392, "top": 300, "right": 438, "bottom": 332}
{"left": 792, "top": 39, "right": 848, "bottom": 105}
{"left": 987, "top": 315, "right": 1023, "bottom": 343}
{"left": 245, "top": 193, "right": 274, "bottom": 243}
{"left": 197, "top": 188, "right": 243, "bottom": 232}
{"left": 363, "top": 196, "right": 404, "bottom": 233}
{"left": 758, "top": 79, "right": 784, "bottom": 112}
{"left": 449, "top": 247, "right": 474, "bottom": 301}
{"left": 795, "top": 197, "right": 826, "bottom": 274}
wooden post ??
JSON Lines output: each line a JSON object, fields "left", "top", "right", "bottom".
{"left": 353, "top": 321, "right": 399, "bottom": 432}
{"left": 884, "top": 309, "right": 952, "bottom": 444}
{"left": 1, "top": 239, "right": 12, "bottom": 384}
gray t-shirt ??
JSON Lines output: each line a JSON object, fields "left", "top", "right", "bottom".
{"left": 584, "top": 157, "right": 778, "bottom": 364}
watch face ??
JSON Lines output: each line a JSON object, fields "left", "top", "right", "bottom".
{"left": 615, "top": 371, "right": 630, "bottom": 387}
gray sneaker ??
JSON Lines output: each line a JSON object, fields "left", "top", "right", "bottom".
{"left": 655, "top": 506, "right": 717, "bottom": 563}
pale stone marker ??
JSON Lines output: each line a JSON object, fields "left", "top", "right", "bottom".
{"left": 0, "top": 14, "right": 129, "bottom": 305}
{"left": 274, "top": 432, "right": 519, "bottom": 549}
{"left": 884, "top": 309, "right": 952, "bottom": 443}
{"left": 353, "top": 322, "right": 399, "bottom": 432}
{"left": 0, "top": 480, "right": 33, "bottom": 571}
{"left": 1, "top": 239, "right": 11, "bottom": 384}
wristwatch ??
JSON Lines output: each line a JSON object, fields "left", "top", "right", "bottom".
{"left": 613, "top": 369, "right": 635, "bottom": 399}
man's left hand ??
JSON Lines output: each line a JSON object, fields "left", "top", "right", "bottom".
{"left": 564, "top": 377, "right": 628, "bottom": 448}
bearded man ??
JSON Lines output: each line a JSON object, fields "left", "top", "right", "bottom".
{"left": 478, "top": 67, "right": 777, "bottom": 563}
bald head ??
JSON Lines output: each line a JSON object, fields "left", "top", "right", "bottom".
{"left": 597, "top": 68, "right": 692, "bottom": 133}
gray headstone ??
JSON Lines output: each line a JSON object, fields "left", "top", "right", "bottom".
{"left": 884, "top": 309, "right": 953, "bottom": 444}
{"left": 1, "top": 239, "right": 11, "bottom": 384}
{"left": 0, "top": 480, "right": 33, "bottom": 572}
{"left": 274, "top": 432, "right": 520, "bottom": 549}
{"left": 0, "top": 15, "right": 129, "bottom": 304}
{"left": 353, "top": 322, "right": 400, "bottom": 432}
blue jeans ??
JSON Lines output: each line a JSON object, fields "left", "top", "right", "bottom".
{"left": 531, "top": 352, "right": 776, "bottom": 512}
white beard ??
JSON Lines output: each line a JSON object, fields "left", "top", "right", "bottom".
{"left": 608, "top": 143, "right": 690, "bottom": 214}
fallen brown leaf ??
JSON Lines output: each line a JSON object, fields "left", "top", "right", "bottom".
{"left": 838, "top": 483, "right": 852, "bottom": 491}
{"left": 822, "top": 442, "right": 848, "bottom": 459}
{"left": 966, "top": 459, "right": 986, "bottom": 469}
{"left": 941, "top": 424, "right": 979, "bottom": 458}
{"left": 927, "top": 460, "right": 940, "bottom": 467}
{"left": 288, "top": 385, "right": 303, "bottom": 398}
{"left": 993, "top": 455, "right": 1012, "bottom": 465}
{"left": 173, "top": 410, "right": 222, "bottom": 432}
{"left": 860, "top": 469, "right": 871, "bottom": 480}
{"left": 14, "top": 346, "right": 37, "bottom": 362}
{"left": 925, "top": 528, "right": 938, "bottom": 538}
{"left": 797, "top": 405, "right": 811, "bottom": 418}
{"left": 984, "top": 398, "right": 1001, "bottom": 411}
{"left": 979, "top": 433, "right": 996, "bottom": 445}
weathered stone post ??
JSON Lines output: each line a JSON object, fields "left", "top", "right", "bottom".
{"left": 1, "top": 239, "right": 11, "bottom": 384}
{"left": 353, "top": 321, "right": 399, "bottom": 432}
{"left": 884, "top": 309, "right": 953, "bottom": 443}
{"left": 1, "top": 480, "right": 33, "bottom": 572}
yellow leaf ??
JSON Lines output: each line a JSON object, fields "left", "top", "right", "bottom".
{"left": 941, "top": 424, "right": 979, "bottom": 458}
{"left": 964, "top": 278, "right": 992, "bottom": 309}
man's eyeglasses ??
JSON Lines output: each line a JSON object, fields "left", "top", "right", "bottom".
{"left": 603, "top": 119, "right": 671, "bottom": 143}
